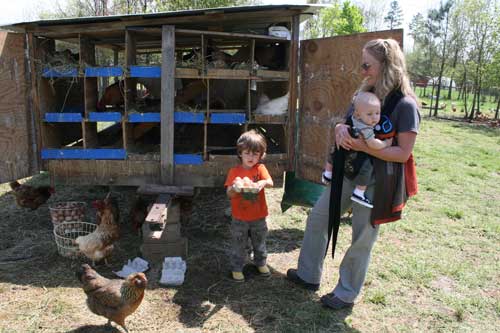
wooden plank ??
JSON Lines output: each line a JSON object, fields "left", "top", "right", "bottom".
{"left": 145, "top": 193, "right": 171, "bottom": 224}
{"left": 137, "top": 184, "right": 194, "bottom": 196}
{"left": 161, "top": 25, "right": 175, "bottom": 184}
{"left": 206, "top": 68, "right": 250, "bottom": 78}
{"left": 297, "top": 29, "right": 404, "bottom": 183}
{"left": 175, "top": 28, "right": 288, "bottom": 42}
{"left": 287, "top": 15, "right": 299, "bottom": 172}
{"left": 0, "top": 31, "right": 35, "bottom": 183}
{"left": 81, "top": 35, "right": 99, "bottom": 151}
{"left": 48, "top": 159, "right": 161, "bottom": 185}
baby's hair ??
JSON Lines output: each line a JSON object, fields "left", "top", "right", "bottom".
{"left": 353, "top": 91, "right": 381, "bottom": 112}
{"left": 236, "top": 129, "right": 267, "bottom": 160}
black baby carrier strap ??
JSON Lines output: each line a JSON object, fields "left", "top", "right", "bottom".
{"left": 325, "top": 90, "right": 404, "bottom": 259}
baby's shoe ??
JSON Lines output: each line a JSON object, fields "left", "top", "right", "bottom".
{"left": 232, "top": 271, "right": 245, "bottom": 282}
{"left": 257, "top": 265, "right": 271, "bottom": 277}
{"left": 351, "top": 192, "right": 373, "bottom": 208}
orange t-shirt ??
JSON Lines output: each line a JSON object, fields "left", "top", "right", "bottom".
{"left": 224, "top": 163, "right": 272, "bottom": 222}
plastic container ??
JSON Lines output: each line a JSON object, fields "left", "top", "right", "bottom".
{"left": 49, "top": 201, "right": 87, "bottom": 226}
{"left": 160, "top": 257, "right": 187, "bottom": 286}
{"left": 268, "top": 26, "right": 291, "bottom": 40}
{"left": 53, "top": 221, "right": 96, "bottom": 258}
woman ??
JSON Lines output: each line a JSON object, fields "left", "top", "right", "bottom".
{"left": 287, "top": 39, "right": 420, "bottom": 309}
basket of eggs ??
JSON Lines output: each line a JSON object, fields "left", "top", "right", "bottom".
{"left": 233, "top": 177, "right": 260, "bottom": 201}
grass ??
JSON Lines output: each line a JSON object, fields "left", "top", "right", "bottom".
{"left": 0, "top": 117, "right": 499, "bottom": 332}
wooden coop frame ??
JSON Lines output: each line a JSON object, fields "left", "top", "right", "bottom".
{"left": 1, "top": 5, "right": 317, "bottom": 189}
{"left": 0, "top": 5, "right": 403, "bottom": 189}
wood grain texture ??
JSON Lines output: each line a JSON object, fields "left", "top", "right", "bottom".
{"left": 161, "top": 25, "right": 175, "bottom": 184}
{"left": 0, "top": 31, "right": 32, "bottom": 183}
{"left": 297, "top": 30, "right": 403, "bottom": 183}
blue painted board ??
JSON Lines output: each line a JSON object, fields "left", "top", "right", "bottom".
{"left": 174, "top": 112, "right": 204, "bottom": 123}
{"left": 88, "top": 112, "right": 122, "bottom": 122}
{"left": 85, "top": 67, "right": 123, "bottom": 77}
{"left": 129, "top": 66, "right": 161, "bottom": 78}
{"left": 41, "top": 149, "right": 126, "bottom": 160}
{"left": 174, "top": 154, "right": 203, "bottom": 165}
{"left": 128, "top": 113, "right": 161, "bottom": 122}
{"left": 210, "top": 113, "right": 246, "bottom": 124}
{"left": 44, "top": 113, "right": 82, "bottom": 122}
{"left": 42, "top": 68, "right": 78, "bottom": 78}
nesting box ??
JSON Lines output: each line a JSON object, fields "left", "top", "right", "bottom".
{"left": 0, "top": 5, "right": 403, "bottom": 188}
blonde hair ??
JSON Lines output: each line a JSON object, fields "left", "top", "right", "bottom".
{"left": 354, "top": 91, "right": 381, "bottom": 113}
{"left": 360, "top": 39, "right": 416, "bottom": 102}
{"left": 236, "top": 129, "right": 267, "bottom": 160}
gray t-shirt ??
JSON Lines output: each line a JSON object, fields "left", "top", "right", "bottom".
{"left": 351, "top": 115, "right": 376, "bottom": 140}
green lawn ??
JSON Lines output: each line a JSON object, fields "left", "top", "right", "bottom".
{"left": 0, "top": 117, "right": 498, "bottom": 332}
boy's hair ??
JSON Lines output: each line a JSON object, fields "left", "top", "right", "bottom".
{"left": 236, "top": 130, "right": 267, "bottom": 160}
{"left": 353, "top": 91, "right": 380, "bottom": 113}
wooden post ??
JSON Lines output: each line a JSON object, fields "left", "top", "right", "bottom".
{"left": 80, "top": 35, "right": 98, "bottom": 148}
{"left": 161, "top": 25, "right": 175, "bottom": 184}
{"left": 287, "top": 15, "right": 300, "bottom": 171}
{"left": 124, "top": 30, "right": 137, "bottom": 151}
{"left": 27, "top": 33, "right": 42, "bottom": 173}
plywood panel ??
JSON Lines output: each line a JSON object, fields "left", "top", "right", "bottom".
{"left": 297, "top": 29, "right": 403, "bottom": 183}
{"left": 0, "top": 32, "right": 34, "bottom": 183}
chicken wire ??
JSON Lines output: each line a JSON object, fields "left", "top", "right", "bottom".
{"left": 53, "top": 221, "right": 96, "bottom": 258}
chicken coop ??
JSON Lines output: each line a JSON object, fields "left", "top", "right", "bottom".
{"left": 0, "top": 5, "right": 403, "bottom": 189}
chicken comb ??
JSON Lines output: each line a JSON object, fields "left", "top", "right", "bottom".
{"left": 92, "top": 200, "right": 104, "bottom": 210}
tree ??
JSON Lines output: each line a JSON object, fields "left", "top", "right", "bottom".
{"left": 428, "top": 0, "right": 453, "bottom": 117}
{"left": 303, "top": 0, "right": 366, "bottom": 39}
{"left": 355, "top": 0, "right": 389, "bottom": 32}
{"left": 384, "top": 0, "right": 403, "bottom": 30}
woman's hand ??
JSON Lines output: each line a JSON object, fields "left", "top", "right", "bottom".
{"left": 350, "top": 137, "right": 368, "bottom": 152}
{"left": 335, "top": 123, "right": 353, "bottom": 150}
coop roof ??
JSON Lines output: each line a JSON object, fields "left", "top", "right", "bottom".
{"left": 1, "top": 4, "right": 320, "bottom": 37}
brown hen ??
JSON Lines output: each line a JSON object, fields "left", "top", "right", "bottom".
{"left": 76, "top": 264, "right": 147, "bottom": 332}
{"left": 9, "top": 181, "right": 54, "bottom": 210}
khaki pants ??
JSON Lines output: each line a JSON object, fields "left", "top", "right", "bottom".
{"left": 297, "top": 177, "right": 378, "bottom": 303}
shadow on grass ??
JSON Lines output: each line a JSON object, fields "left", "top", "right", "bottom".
{"left": 167, "top": 225, "right": 359, "bottom": 332}
{"left": 0, "top": 175, "right": 359, "bottom": 332}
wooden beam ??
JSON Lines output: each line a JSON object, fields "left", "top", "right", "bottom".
{"left": 175, "top": 28, "right": 287, "bottom": 42}
{"left": 27, "top": 33, "right": 42, "bottom": 173}
{"left": 287, "top": 15, "right": 300, "bottom": 172}
{"left": 161, "top": 25, "right": 175, "bottom": 184}
{"left": 137, "top": 184, "right": 194, "bottom": 196}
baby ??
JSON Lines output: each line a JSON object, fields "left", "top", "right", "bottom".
{"left": 323, "top": 91, "right": 392, "bottom": 208}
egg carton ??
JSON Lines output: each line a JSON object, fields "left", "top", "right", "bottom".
{"left": 160, "top": 257, "right": 186, "bottom": 286}
{"left": 113, "top": 257, "right": 149, "bottom": 278}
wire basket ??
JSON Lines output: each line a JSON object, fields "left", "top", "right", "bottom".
{"left": 49, "top": 201, "right": 87, "bottom": 226}
{"left": 53, "top": 221, "right": 96, "bottom": 258}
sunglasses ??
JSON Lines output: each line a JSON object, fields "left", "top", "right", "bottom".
{"left": 360, "top": 63, "right": 372, "bottom": 71}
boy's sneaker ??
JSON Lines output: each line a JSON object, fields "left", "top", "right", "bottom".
{"left": 350, "top": 193, "right": 373, "bottom": 208}
{"left": 257, "top": 265, "right": 271, "bottom": 277}
{"left": 232, "top": 271, "right": 245, "bottom": 282}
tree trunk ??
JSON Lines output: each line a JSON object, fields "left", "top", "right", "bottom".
{"left": 433, "top": 11, "right": 450, "bottom": 117}
{"left": 429, "top": 84, "right": 436, "bottom": 117}
{"left": 447, "top": 75, "right": 453, "bottom": 100}
{"left": 495, "top": 97, "right": 499, "bottom": 119}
